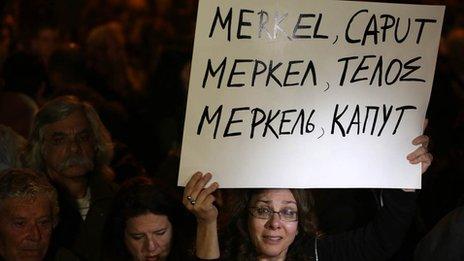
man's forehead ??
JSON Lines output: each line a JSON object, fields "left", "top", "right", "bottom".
{"left": 0, "top": 196, "right": 52, "bottom": 218}
{"left": 43, "top": 111, "right": 91, "bottom": 135}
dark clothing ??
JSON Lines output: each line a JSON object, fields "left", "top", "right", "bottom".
{"left": 414, "top": 206, "right": 464, "bottom": 261}
{"left": 316, "top": 190, "right": 417, "bottom": 261}
{"left": 52, "top": 174, "right": 117, "bottom": 261}
{"left": 312, "top": 189, "right": 380, "bottom": 234}
{"left": 0, "top": 247, "right": 80, "bottom": 261}
{"left": 52, "top": 248, "right": 81, "bottom": 261}
{"left": 221, "top": 189, "right": 416, "bottom": 261}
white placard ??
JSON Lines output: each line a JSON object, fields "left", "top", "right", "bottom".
{"left": 179, "top": 0, "right": 444, "bottom": 189}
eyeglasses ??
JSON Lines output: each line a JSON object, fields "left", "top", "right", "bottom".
{"left": 249, "top": 207, "right": 298, "bottom": 222}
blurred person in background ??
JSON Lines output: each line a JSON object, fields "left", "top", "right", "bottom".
{"left": 86, "top": 21, "right": 132, "bottom": 103}
{"left": 30, "top": 24, "right": 59, "bottom": 67}
{"left": 0, "top": 51, "right": 46, "bottom": 137}
{"left": 0, "top": 125, "right": 26, "bottom": 172}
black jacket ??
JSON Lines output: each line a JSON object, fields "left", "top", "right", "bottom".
{"left": 415, "top": 205, "right": 464, "bottom": 261}
{"left": 52, "top": 174, "right": 117, "bottom": 261}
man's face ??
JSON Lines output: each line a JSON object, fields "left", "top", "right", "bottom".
{"left": 0, "top": 196, "right": 54, "bottom": 261}
{"left": 42, "top": 110, "right": 95, "bottom": 181}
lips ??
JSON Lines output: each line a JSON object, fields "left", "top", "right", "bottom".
{"left": 20, "top": 248, "right": 42, "bottom": 253}
{"left": 145, "top": 256, "right": 159, "bottom": 261}
{"left": 262, "top": 235, "right": 283, "bottom": 244}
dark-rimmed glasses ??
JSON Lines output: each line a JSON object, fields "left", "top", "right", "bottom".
{"left": 249, "top": 207, "right": 298, "bottom": 222}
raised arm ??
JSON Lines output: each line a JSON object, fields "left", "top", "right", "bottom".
{"left": 183, "top": 172, "right": 220, "bottom": 259}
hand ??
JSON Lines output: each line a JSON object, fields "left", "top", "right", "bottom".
{"left": 183, "top": 172, "right": 219, "bottom": 225}
{"left": 407, "top": 134, "right": 433, "bottom": 174}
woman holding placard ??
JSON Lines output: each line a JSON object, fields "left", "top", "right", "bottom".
{"left": 183, "top": 135, "right": 432, "bottom": 260}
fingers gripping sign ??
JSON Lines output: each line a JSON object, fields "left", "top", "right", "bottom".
{"left": 407, "top": 134, "right": 433, "bottom": 175}
{"left": 403, "top": 120, "right": 433, "bottom": 192}
{"left": 183, "top": 172, "right": 220, "bottom": 224}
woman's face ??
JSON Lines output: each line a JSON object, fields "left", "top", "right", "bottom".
{"left": 124, "top": 213, "right": 173, "bottom": 261}
{"left": 247, "top": 189, "right": 299, "bottom": 259}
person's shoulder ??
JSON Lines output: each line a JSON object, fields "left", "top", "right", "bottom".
{"left": 45, "top": 247, "right": 80, "bottom": 261}
{"left": 55, "top": 248, "right": 80, "bottom": 261}
{"left": 415, "top": 206, "right": 464, "bottom": 261}
{"left": 448, "top": 205, "right": 464, "bottom": 219}
{"left": 431, "top": 206, "right": 464, "bottom": 233}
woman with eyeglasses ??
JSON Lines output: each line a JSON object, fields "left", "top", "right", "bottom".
{"left": 183, "top": 135, "right": 432, "bottom": 260}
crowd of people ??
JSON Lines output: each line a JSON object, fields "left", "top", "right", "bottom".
{"left": 0, "top": 0, "right": 463, "bottom": 260}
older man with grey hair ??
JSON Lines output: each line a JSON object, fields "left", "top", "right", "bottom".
{"left": 25, "top": 95, "right": 117, "bottom": 261}
{"left": 0, "top": 169, "right": 54, "bottom": 260}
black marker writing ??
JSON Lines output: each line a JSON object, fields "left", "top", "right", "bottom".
{"left": 345, "top": 9, "right": 438, "bottom": 45}
{"left": 338, "top": 55, "right": 425, "bottom": 86}
{"left": 203, "top": 57, "right": 317, "bottom": 89}
{"left": 331, "top": 104, "right": 417, "bottom": 136}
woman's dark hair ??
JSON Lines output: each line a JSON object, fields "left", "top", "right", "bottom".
{"left": 103, "top": 176, "right": 195, "bottom": 260}
{"left": 221, "top": 189, "right": 319, "bottom": 260}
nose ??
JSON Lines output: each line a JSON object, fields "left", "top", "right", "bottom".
{"left": 27, "top": 224, "right": 42, "bottom": 242}
{"left": 68, "top": 137, "right": 82, "bottom": 153}
{"left": 144, "top": 237, "right": 160, "bottom": 252}
{"left": 265, "top": 212, "right": 282, "bottom": 230}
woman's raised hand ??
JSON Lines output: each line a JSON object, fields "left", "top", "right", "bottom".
{"left": 183, "top": 172, "right": 221, "bottom": 259}
{"left": 183, "top": 172, "right": 220, "bottom": 224}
